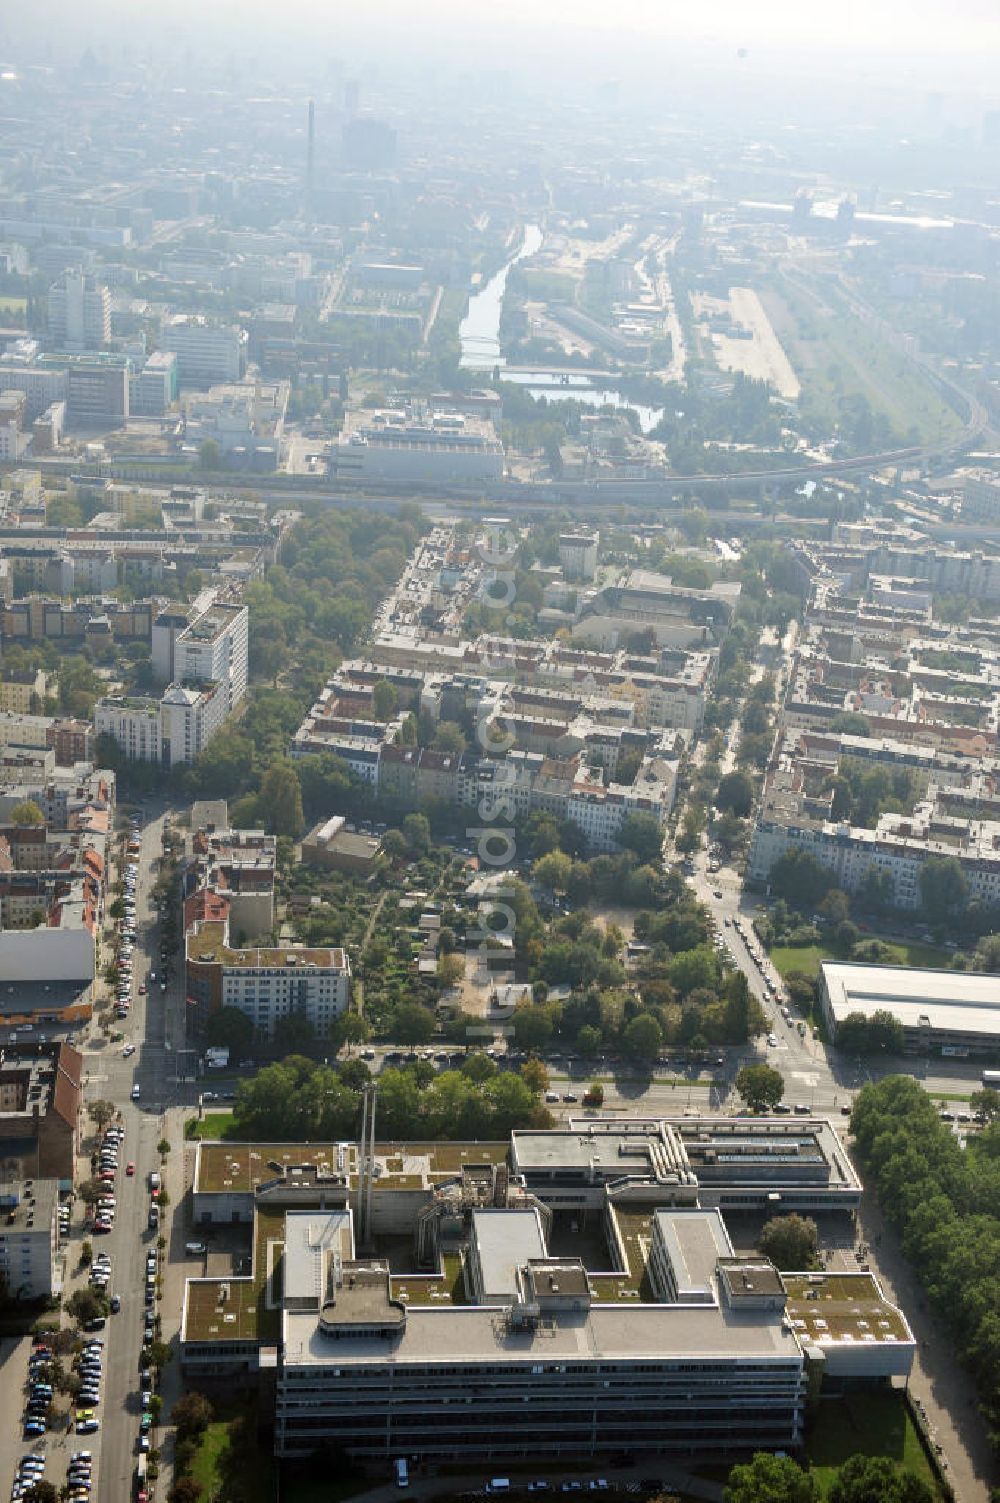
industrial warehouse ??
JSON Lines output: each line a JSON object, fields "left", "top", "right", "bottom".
{"left": 820, "top": 962, "right": 1000, "bottom": 1057}
{"left": 179, "top": 1118, "right": 911, "bottom": 1466}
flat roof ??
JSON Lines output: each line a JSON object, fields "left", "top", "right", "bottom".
{"left": 783, "top": 1271, "right": 913, "bottom": 1347}
{"left": 653, "top": 1208, "right": 732, "bottom": 1302}
{"left": 283, "top": 1210, "right": 353, "bottom": 1303}
{"left": 822, "top": 961, "right": 1000, "bottom": 1037}
{"left": 472, "top": 1207, "right": 546, "bottom": 1299}
{"left": 282, "top": 1297, "right": 800, "bottom": 1369}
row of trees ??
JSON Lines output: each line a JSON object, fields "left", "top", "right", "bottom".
{"left": 231, "top": 1053, "right": 552, "bottom": 1141}
{"left": 725, "top": 1451, "right": 935, "bottom": 1502}
{"left": 850, "top": 1076, "right": 1000, "bottom": 1458}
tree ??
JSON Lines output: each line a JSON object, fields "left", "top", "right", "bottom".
{"left": 759, "top": 1213, "right": 819, "bottom": 1270}
{"left": 10, "top": 798, "right": 44, "bottom": 826}
{"left": 973, "top": 934, "right": 1000, "bottom": 972}
{"left": 583, "top": 1082, "right": 604, "bottom": 1107}
{"left": 432, "top": 721, "right": 467, "bottom": 756}
{"left": 619, "top": 812, "right": 663, "bottom": 863}
{"left": 198, "top": 439, "right": 221, "bottom": 472}
{"left": 819, "top": 888, "right": 851, "bottom": 926}
{"left": 830, "top": 711, "right": 870, "bottom": 735}
{"left": 372, "top": 679, "right": 398, "bottom": 721}
{"left": 735, "top": 1063, "right": 785, "bottom": 1112}
{"left": 204, "top": 1006, "right": 255, "bottom": 1056}
{"left": 87, "top": 1099, "right": 116, "bottom": 1131}
{"left": 971, "top": 1088, "right": 1000, "bottom": 1122}
{"left": 148, "top": 1339, "right": 172, "bottom": 1370}
{"left": 24, "top": 1483, "right": 58, "bottom": 1503}
{"left": 725, "top": 1453, "right": 818, "bottom": 1503}
{"left": 623, "top": 1013, "right": 663, "bottom": 1063}
{"left": 168, "top": 1477, "right": 203, "bottom": 1503}
{"left": 331, "top": 1013, "right": 370, "bottom": 1051}
{"left": 66, "top": 1288, "right": 109, "bottom": 1327}
{"left": 78, "top": 1177, "right": 107, "bottom": 1207}
{"left": 829, "top": 1455, "right": 933, "bottom": 1503}
{"left": 768, "top": 848, "right": 835, "bottom": 910}
{"left": 919, "top": 855, "right": 968, "bottom": 926}
{"left": 437, "top": 953, "right": 465, "bottom": 988}
{"left": 382, "top": 829, "right": 407, "bottom": 860}
{"left": 257, "top": 761, "right": 304, "bottom": 838}
{"left": 392, "top": 1002, "right": 435, "bottom": 1043}
{"left": 521, "top": 1058, "right": 549, "bottom": 1096}
{"left": 272, "top": 1012, "right": 316, "bottom": 1054}
{"left": 534, "top": 851, "right": 573, "bottom": 894}
{"left": 402, "top": 812, "right": 431, "bottom": 854}
{"left": 716, "top": 770, "right": 754, "bottom": 818}
{"left": 157, "top": 1139, "right": 171, "bottom": 1159}
{"left": 512, "top": 1001, "right": 556, "bottom": 1051}
{"left": 171, "top": 1390, "right": 214, "bottom": 1441}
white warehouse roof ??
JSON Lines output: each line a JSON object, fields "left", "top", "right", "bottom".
{"left": 821, "top": 962, "right": 1000, "bottom": 1040}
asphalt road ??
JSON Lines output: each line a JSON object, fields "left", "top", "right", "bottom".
{"left": 80, "top": 810, "right": 167, "bottom": 1503}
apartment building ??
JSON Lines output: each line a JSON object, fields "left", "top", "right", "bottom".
{"left": 47, "top": 271, "right": 111, "bottom": 351}
{"left": 0, "top": 1043, "right": 83, "bottom": 1186}
{"left": 0, "top": 668, "right": 48, "bottom": 715}
{"left": 184, "top": 917, "right": 351, "bottom": 1039}
{"left": 0, "top": 1179, "right": 61, "bottom": 1299}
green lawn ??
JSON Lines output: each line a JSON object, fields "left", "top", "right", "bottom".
{"left": 770, "top": 938, "right": 950, "bottom": 981}
{"left": 803, "top": 1393, "right": 943, "bottom": 1498}
{"left": 189, "top": 1405, "right": 274, "bottom": 1503}
{"left": 187, "top": 1111, "right": 236, "bottom": 1140}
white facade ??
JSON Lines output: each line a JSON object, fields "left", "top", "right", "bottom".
{"left": 160, "top": 683, "right": 228, "bottom": 767}
{"left": 48, "top": 272, "right": 111, "bottom": 351}
{"left": 559, "top": 531, "right": 599, "bottom": 580}
{"left": 0, "top": 1180, "right": 60, "bottom": 1298}
{"left": 95, "top": 698, "right": 162, "bottom": 763}
{"left": 220, "top": 951, "right": 352, "bottom": 1039}
{"left": 174, "top": 602, "right": 249, "bottom": 711}
{"left": 161, "top": 317, "right": 247, "bottom": 385}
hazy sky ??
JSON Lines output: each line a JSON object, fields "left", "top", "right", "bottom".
{"left": 6, "top": 0, "right": 1000, "bottom": 89}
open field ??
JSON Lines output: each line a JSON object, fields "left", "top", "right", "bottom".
{"left": 189, "top": 1402, "right": 275, "bottom": 1503}
{"left": 770, "top": 938, "right": 951, "bottom": 980}
{"left": 761, "top": 276, "right": 963, "bottom": 445}
{"left": 187, "top": 1111, "right": 236, "bottom": 1139}
{"left": 803, "top": 1392, "right": 943, "bottom": 1498}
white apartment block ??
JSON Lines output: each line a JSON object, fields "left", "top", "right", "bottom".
{"left": 0, "top": 1179, "right": 60, "bottom": 1299}
{"left": 95, "top": 698, "right": 162, "bottom": 764}
{"left": 161, "top": 316, "right": 248, "bottom": 385}
{"left": 174, "top": 602, "right": 249, "bottom": 711}
{"left": 220, "top": 952, "right": 351, "bottom": 1038}
{"left": 559, "top": 530, "right": 599, "bottom": 580}
{"left": 96, "top": 680, "right": 228, "bottom": 769}
{"left": 47, "top": 272, "right": 111, "bottom": 351}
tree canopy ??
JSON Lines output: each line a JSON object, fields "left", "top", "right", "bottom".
{"left": 735, "top": 1063, "right": 785, "bottom": 1112}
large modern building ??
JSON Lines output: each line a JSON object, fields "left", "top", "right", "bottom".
{"left": 47, "top": 271, "right": 111, "bottom": 351}
{"left": 331, "top": 407, "right": 505, "bottom": 487}
{"left": 180, "top": 1120, "right": 907, "bottom": 1468}
{"left": 820, "top": 962, "right": 1000, "bottom": 1057}
{"left": 161, "top": 316, "right": 248, "bottom": 385}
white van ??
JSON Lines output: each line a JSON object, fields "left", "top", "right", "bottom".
{"left": 486, "top": 1482, "right": 511, "bottom": 1494}
{"left": 394, "top": 1459, "right": 409, "bottom": 1489}
{"left": 185, "top": 1242, "right": 207, "bottom": 1256}
{"left": 131, "top": 1085, "right": 140, "bottom": 1101}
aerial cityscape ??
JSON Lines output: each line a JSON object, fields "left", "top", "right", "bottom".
{"left": 0, "top": 4, "right": 998, "bottom": 1503}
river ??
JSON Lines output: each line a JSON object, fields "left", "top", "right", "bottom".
{"left": 459, "top": 222, "right": 663, "bottom": 434}
{"left": 459, "top": 222, "right": 544, "bottom": 368}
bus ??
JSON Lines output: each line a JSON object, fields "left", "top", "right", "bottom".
{"left": 981, "top": 1069, "right": 1000, "bottom": 1088}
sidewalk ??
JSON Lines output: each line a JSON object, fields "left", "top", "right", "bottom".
{"left": 855, "top": 1191, "right": 994, "bottom": 1502}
